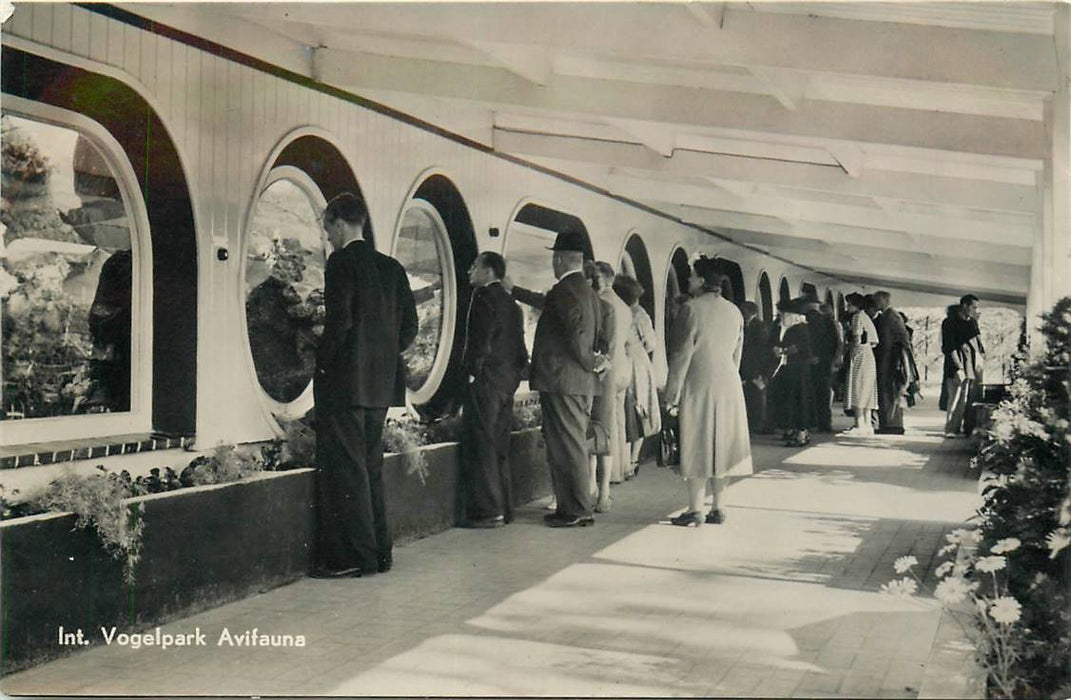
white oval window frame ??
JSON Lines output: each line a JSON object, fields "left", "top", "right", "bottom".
{"left": 391, "top": 198, "right": 457, "bottom": 407}
{"left": 0, "top": 96, "right": 154, "bottom": 447}
{"left": 239, "top": 165, "right": 329, "bottom": 421}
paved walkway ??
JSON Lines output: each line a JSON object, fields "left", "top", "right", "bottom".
{"left": 3, "top": 399, "right": 982, "bottom": 698}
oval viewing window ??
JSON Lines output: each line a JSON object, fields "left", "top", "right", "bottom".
{"left": 395, "top": 200, "right": 455, "bottom": 403}
{"left": 244, "top": 169, "right": 327, "bottom": 408}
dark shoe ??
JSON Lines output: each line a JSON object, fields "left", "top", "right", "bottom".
{"left": 546, "top": 514, "right": 594, "bottom": 528}
{"left": 669, "top": 511, "right": 703, "bottom": 528}
{"left": 311, "top": 566, "right": 363, "bottom": 579}
{"left": 705, "top": 508, "right": 726, "bottom": 525}
{"left": 462, "top": 516, "right": 505, "bottom": 529}
{"left": 377, "top": 555, "right": 392, "bottom": 573}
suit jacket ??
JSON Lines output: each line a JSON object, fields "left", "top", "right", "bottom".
{"left": 461, "top": 281, "right": 528, "bottom": 395}
{"left": 805, "top": 310, "right": 843, "bottom": 366}
{"left": 530, "top": 270, "right": 601, "bottom": 396}
{"left": 314, "top": 240, "right": 418, "bottom": 411}
{"left": 739, "top": 317, "right": 774, "bottom": 381}
{"left": 875, "top": 306, "right": 911, "bottom": 380}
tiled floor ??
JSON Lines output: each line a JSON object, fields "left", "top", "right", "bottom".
{"left": 3, "top": 399, "right": 983, "bottom": 697}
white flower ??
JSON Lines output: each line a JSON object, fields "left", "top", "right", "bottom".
{"left": 938, "top": 543, "right": 958, "bottom": 557}
{"left": 935, "top": 577, "right": 975, "bottom": 606}
{"left": 975, "top": 556, "right": 1007, "bottom": 573}
{"left": 935, "top": 561, "right": 955, "bottom": 578}
{"left": 893, "top": 555, "right": 918, "bottom": 574}
{"left": 975, "top": 599, "right": 989, "bottom": 615}
{"left": 1046, "top": 529, "right": 1070, "bottom": 559}
{"left": 880, "top": 577, "right": 918, "bottom": 599}
{"left": 988, "top": 597, "right": 1022, "bottom": 625}
{"left": 991, "top": 538, "right": 1021, "bottom": 554}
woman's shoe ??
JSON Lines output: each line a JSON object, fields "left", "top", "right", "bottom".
{"left": 595, "top": 498, "right": 612, "bottom": 514}
{"left": 669, "top": 510, "right": 703, "bottom": 527}
{"left": 705, "top": 509, "right": 726, "bottom": 525}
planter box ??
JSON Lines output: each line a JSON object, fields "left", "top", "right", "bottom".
{"left": 384, "top": 427, "right": 549, "bottom": 542}
{"left": 1, "top": 469, "right": 316, "bottom": 675}
{"left": 1, "top": 428, "right": 549, "bottom": 675}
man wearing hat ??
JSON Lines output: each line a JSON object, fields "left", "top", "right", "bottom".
{"left": 530, "top": 230, "right": 603, "bottom": 527}
{"left": 801, "top": 297, "right": 843, "bottom": 433}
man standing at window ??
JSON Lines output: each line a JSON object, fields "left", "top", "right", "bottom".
{"left": 459, "top": 252, "right": 528, "bottom": 528}
{"left": 313, "top": 193, "right": 417, "bottom": 577}
{"left": 530, "top": 230, "right": 602, "bottom": 528}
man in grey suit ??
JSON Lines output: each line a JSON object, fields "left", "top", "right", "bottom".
{"left": 530, "top": 230, "right": 602, "bottom": 528}
{"left": 873, "top": 290, "right": 910, "bottom": 435}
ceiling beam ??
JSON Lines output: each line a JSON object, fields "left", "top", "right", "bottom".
{"left": 312, "top": 47, "right": 1047, "bottom": 159}
{"left": 219, "top": 4, "right": 1058, "bottom": 92}
{"left": 492, "top": 129, "right": 1040, "bottom": 213}
{"left": 610, "top": 176, "right": 1036, "bottom": 246}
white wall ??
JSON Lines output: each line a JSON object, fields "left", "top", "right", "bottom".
{"left": 5, "top": 3, "right": 841, "bottom": 447}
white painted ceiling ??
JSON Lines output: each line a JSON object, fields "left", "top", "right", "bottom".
{"left": 123, "top": 1, "right": 1067, "bottom": 305}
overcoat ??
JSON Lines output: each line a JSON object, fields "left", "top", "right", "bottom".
{"left": 665, "top": 292, "right": 753, "bottom": 480}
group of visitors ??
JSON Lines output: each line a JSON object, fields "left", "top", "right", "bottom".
{"left": 308, "top": 190, "right": 978, "bottom": 574}
{"left": 737, "top": 289, "right": 920, "bottom": 442}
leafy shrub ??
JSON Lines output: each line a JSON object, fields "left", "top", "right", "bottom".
{"left": 383, "top": 416, "right": 429, "bottom": 485}
{"left": 968, "top": 296, "right": 1071, "bottom": 697}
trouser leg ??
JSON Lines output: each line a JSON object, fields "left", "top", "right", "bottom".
{"left": 540, "top": 392, "right": 594, "bottom": 519}
{"left": 315, "top": 407, "right": 386, "bottom": 572}
{"left": 462, "top": 383, "right": 511, "bottom": 521}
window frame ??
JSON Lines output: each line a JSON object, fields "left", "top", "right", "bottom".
{"left": 1, "top": 96, "right": 153, "bottom": 447}
{"left": 239, "top": 164, "right": 329, "bottom": 421}
{"left": 391, "top": 198, "right": 457, "bottom": 407}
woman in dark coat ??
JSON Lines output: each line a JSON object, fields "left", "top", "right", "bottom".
{"left": 768, "top": 298, "right": 816, "bottom": 446}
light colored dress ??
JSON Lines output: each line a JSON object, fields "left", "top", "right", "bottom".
{"left": 846, "top": 311, "right": 879, "bottom": 412}
{"left": 626, "top": 305, "right": 662, "bottom": 438}
{"left": 665, "top": 292, "right": 753, "bottom": 480}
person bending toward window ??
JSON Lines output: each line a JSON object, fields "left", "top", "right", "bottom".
{"left": 313, "top": 193, "right": 417, "bottom": 578}
{"left": 459, "top": 252, "right": 529, "bottom": 528}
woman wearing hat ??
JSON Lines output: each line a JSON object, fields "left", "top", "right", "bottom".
{"left": 768, "top": 297, "right": 816, "bottom": 446}
{"left": 613, "top": 274, "right": 663, "bottom": 478}
{"left": 840, "top": 292, "right": 879, "bottom": 436}
{"left": 664, "top": 256, "right": 752, "bottom": 527}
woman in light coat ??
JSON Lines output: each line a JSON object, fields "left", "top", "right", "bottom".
{"left": 664, "top": 257, "right": 753, "bottom": 527}
{"left": 613, "top": 275, "right": 662, "bottom": 478}
{"left": 840, "top": 292, "right": 879, "bottom": 436}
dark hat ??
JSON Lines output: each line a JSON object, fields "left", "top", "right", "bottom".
{"left": 845, "top": 292, "right": 866, "bottom": 308}
{"left": 796, "top": 296, "right": 820, "bottom": 310}
{"left": 777, "top": 298, "right": 806, "bottom": 314}
{"left": 547, "top": 230, "right": 587, "bottom": 253}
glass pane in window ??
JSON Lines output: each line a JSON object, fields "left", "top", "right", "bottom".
{"left": 2, "top": 114, "right": 134, "bottom": 419}
{"left": 504, "top": 222, "right": 558, "bottom": 352}
{"left": 396, "top": 205, "right": 445, "bottom": 393}
{"left": 245, "top": 178, "right": 326, "bottom": 404}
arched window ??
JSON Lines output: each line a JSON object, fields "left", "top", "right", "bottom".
{"left": 620, "top": 234, "right": 655, "bottom": 320}
{"left": 664, "top": 247, "right": 691, "bottom": 348}
{"left": 779, "top": 276, "right": 791, "bottom": 304}
{"left": 504, "top": 203, "right": 592, "bottom": 355}
{"left": 757, "top": 271, "right": 774, "bottom": 322}
{"left": 244, "top": 167, "right": 327, "bottom": 418}
{"left": 825, "top": 289, "right": 835, "bottom": 319}
{"left": 243, "top": 133, "right": 365, "bottom": 421}
{"left": 394, "top": 200, "right": 456, "bottom": 406}
{"left": 711, "top": 258, "right": 745, "bottom": 306}
{"left": 800, "top": 281, "right": 818, "bottom": 301}
{"left": 1, "top": 102, "right": 151, "bottom": 444}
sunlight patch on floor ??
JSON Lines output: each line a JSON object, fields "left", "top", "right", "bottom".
{"left": 783, "top": 445, "right": 930, "bottom": 469}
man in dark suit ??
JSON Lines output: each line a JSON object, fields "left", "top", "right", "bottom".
{"left": 313, "top": 193, "right": 418, "bottom": 577}
{"left": 873, "top": 290, "right": 910, "bottom": 435}
{"left": 459, "top": 252, "right": 529, "bottom": 528}
{"left": 530, "top": 230, "right": 602, "bottom": 528}
{"left": 803, "top": 299, "right": 844, "bottom": 433}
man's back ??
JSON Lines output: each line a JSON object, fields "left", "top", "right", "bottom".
{"left": 530, "top": 271, "right": 600, "bottom": 396}
{"left": 315, "top": 240, "right": 418, "bottom": 411}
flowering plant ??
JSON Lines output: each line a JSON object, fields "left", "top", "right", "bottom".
{"left": 881, "top": 531, "right": 1033, "bottom": 698}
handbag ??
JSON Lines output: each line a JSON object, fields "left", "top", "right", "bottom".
{"left": 657, "top": 409, "right": 680, "bottom": 468}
